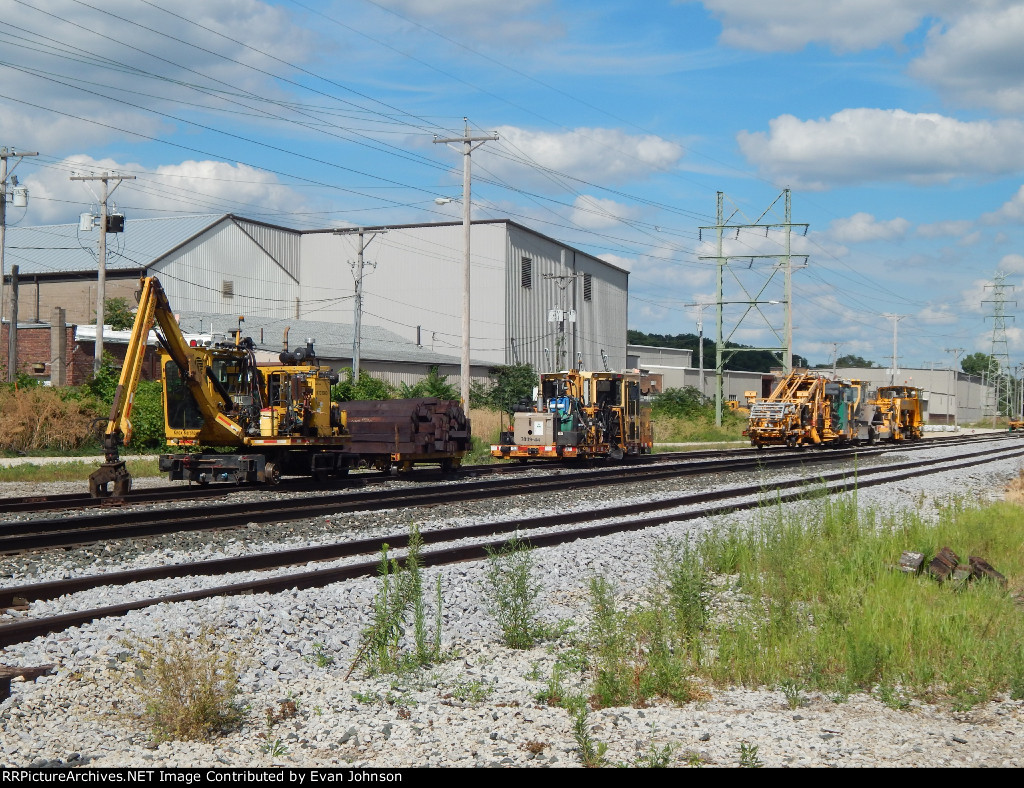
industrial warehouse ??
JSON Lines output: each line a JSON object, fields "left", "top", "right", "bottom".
{"left": 0, "top": 213, "right": 628, "bottom": 383}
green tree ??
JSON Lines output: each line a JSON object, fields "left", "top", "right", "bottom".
{"left": 331, "top": 370, "right": 396, "bottom": 402}
{"left": 471, "top": 363, "right": 537, "bottom": 411}
{"left": 962, "top": 352, "right": 997, "bottom": 376}
{"left": 836, "top": 354, "right": 876, "bottom": 368}
{"left": 628, "top": 329, "right": 809, "bottom": 372}
{"left": 398, "top": 366, "right": 459, "bottom": 400}
{"left": 104, "top": 297, "right": 136, "bottom": 330}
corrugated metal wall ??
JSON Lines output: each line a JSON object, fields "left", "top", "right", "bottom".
{"left": 234, "top": 218, "right": 301, "bottom": 281}
{"left": 506, "top": 224, "right": 628, "bottom": 372}
{"left": 153, "top": 222, "right": 300, "bottom": 318}
{"left": 299, "top": 223, "right": 508, "bottom": 359}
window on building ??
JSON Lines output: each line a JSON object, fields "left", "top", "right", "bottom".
{"left": 583, "top": 272, "right": 593, "bottom": 302}
{"left": 521, "top": 257, "right": 532, "bottom": 289}
{"left": 222, "top": 280, "right": 234, "bottom": 299}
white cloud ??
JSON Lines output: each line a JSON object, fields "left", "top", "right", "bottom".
{"left": 828, "top": 212, "right": 911, "bottom": 243}
{"left": 917, "top": 305, "right": 959, "bottom": 326}
{"left": 997, "top": 253, "right": 1024, "bottom": 274}
{"left": 737, "top": 109, "right": 1024, "bottom": 190}
{"left": 0, "top": 0, "right": 315, "bottom": 155}
{"left": 916, "top": 219, "right": 974, "bottom": 238}
{"left": 909, "top": 5, "right": 1024, "bottom": 112}
{"left": 570, "top": 195, "right": 640, "bottom": 230}
{"left": 981, "top": 185, "right": 1024, "bottom": 225}
{"left": 484, "top": 126, "right": 685, "bottom": 188}
{"left": 22, "top": 155, "right": 307, "bottom": 224}
{"left": 682, "top": 0, "right": 961, "bottom": 53}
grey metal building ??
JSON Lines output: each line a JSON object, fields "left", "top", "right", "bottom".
{"left": 4, "top": 214, "right": 630, "bottom": 379}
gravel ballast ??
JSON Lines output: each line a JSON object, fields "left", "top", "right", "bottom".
{"left": 1, "top": 440, "right": 1023, "bottom": 768}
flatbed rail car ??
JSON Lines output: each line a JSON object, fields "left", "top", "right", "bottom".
{"left": 490, "top": 369, "right": 652, "bottom": 461}
{"left": 745, "top": 370, "right": 875, "bottom": 449}
{"left": 89, "top": 276, "right": 470, "bottom": 497}
{"left": 870, "top": 384, "right": 923, "bottom": 441}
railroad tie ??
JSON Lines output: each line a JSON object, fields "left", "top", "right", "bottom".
{"left": 0, "top": 664, "right": 55, "bottom": 701}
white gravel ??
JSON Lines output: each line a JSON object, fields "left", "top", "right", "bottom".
{"left": 1, "top": 439, "right": 1024, "bottom": 768}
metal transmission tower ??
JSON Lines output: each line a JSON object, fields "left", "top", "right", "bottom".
{"left": 698, "top": 189, "right": 808, "bottom": 426}
{"left": 983, "top": 272, "right": 1015, "bottom": 422}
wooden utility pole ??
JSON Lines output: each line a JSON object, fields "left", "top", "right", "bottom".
{"left": 334, "top": 227, "right": 386, "bottom": 381}
{"left": 70, "top": 172, "right": 134, "bottom": 374}
{"left": 433, "top": 119, "right": 498, "bottom": 407}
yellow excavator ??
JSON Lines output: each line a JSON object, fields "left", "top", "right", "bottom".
{"left": 88, "top": 276, "right": 347, "bottom": 497}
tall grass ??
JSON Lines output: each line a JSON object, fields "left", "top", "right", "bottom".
{"left": 586, "top": 492, "right": 1024, "bottom": 709}
{"left": 701, "top": 494, "right": 1024, "bottom": 702}
{"left": 652, "top": 414, "right": 746, "bottom": 444}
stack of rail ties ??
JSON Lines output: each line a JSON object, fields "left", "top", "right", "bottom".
{"left": 342, "top": 397, "right": 470, "bottom": 457}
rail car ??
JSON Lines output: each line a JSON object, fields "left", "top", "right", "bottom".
{"left": 869, "top": 384, "right": 923, "bottom": 441}
{"left": 745, "top": 370, "right": 874, "bottom": 449}
{"left": 89, "top": 276, "right": 470, "bottom": 497}
{"left": 490, "top": 369, "right": 653, "bottom": 461}
{"left": 745, "top": 370, "right": 927, "bottom": 449}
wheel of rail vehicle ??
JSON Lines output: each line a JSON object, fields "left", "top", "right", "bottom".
{"left": 264, "top": 461, "right": 280, "bottom": 485}
{"left": 439, "top": 458, "right": 455, "bottom": 474}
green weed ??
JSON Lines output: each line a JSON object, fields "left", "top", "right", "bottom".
{"left": 482, "top": 538, "right": 543, "bottom": 649}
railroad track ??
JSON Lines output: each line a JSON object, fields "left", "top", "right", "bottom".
{"left": 0, "top": 434, "right": 984, "bottom": 515}
{"left": 0, "top": 449, "right": 735, "bottom": 515}
{"left": 0, "top": 440, "right": 926, "bottom": 552}
{"left": 1, "top": 435, "right": 1021, "bottom": 648}
{"left": 0, "top": 435, "right": 1010, "bottom": 553}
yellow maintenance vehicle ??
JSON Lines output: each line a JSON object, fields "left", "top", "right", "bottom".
{"left": 744, "top": 370, "right": 875, "bottom": 449}
{"left": 89, "top": 276, "right": 470, "bottom": 497}
{"left": 490, "top": 369, "right": 653, "bottom": 461}
{"left": 869, "top": 384, "right": 924, "bottom": 441}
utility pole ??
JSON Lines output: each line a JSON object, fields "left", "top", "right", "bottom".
{"left": 433, "top": 119, "right": 498, "bottom": 407}
{"left": 334, "top": 227, "right": 386, "bottom": 381}
{"left": 70, "top": 172, "right": 134, "bottom": 375}
{"left": 1, "top": 147, "right": 37, "bottom": 382}
{"left": 882, "top": 314, "right": 907, "bottom": 384}
{"left": 543, "top": 271, "right": 581, "bottom": 369}
{"left": 683, "top": 303, "right": 712, "bottom": 396}
{"left": 699, "top": 189, "right": 808, "bottom": 425}
{"left": 945, "top": 347, "right": 964, "bottom": 428}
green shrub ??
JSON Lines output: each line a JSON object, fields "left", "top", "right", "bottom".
{"left": 331, "top": 370, "right": 396, "bottom": 402}
{"left": 471, "top": 363, "right": 537, "bottom": 412}
{"left": 398, "top": 366, "right": 459, "bottom": 400}
{"left": 483, "top": 538, "right": 543, "bottom": 649}
{"left": 124, "top": 627, "right": 243, "bottom": 742}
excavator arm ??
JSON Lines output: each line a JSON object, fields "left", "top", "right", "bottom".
{"left": 88, "top": 276, "right": 240, "bottom": 497}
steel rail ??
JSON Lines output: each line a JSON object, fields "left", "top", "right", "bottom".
{"left": 1, "top": 442, "right": 1022, "bottom": 647}
{"left": 0, "top": 434, "right": 982, "bottom": 514}
{"left": 0, "top": 445, "right": 888, "bottom": 552}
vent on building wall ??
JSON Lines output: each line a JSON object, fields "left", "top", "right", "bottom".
{"left": 521, "top": 257, "right": 532, "bottom": 289}
{"left": 583, "top": 272, "right": 593, "bottom": 302}
{"left": 222, "top": 280, "right": 234, "bottom": 299}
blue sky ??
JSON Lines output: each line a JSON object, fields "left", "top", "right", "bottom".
{"left": 4, "top": 0, "right": 1024, "bottom": 370}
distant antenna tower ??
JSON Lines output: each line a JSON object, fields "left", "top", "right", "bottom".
{"left": 984, "top": 272, "right": 1016, "bottom": 421}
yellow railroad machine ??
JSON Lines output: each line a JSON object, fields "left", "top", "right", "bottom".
{"left": 490, "top": 369, "right": 653, "bottom": 461}
{"left": 869, "top": 384, "right": 924, "bottom": 441}
{"left": 745, "top": 370, "right": 875, "bottom": 449}
{"left": 89, "top": 276, "right": 469, "bottom": 496}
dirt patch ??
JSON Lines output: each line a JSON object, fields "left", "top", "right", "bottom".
{"left": 1004, "top": 469, "right": 1024, "bottom": 505}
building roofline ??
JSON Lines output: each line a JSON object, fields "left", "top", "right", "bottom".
{"left": 303, "top": 218, "right": 630, "bottom": 275}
